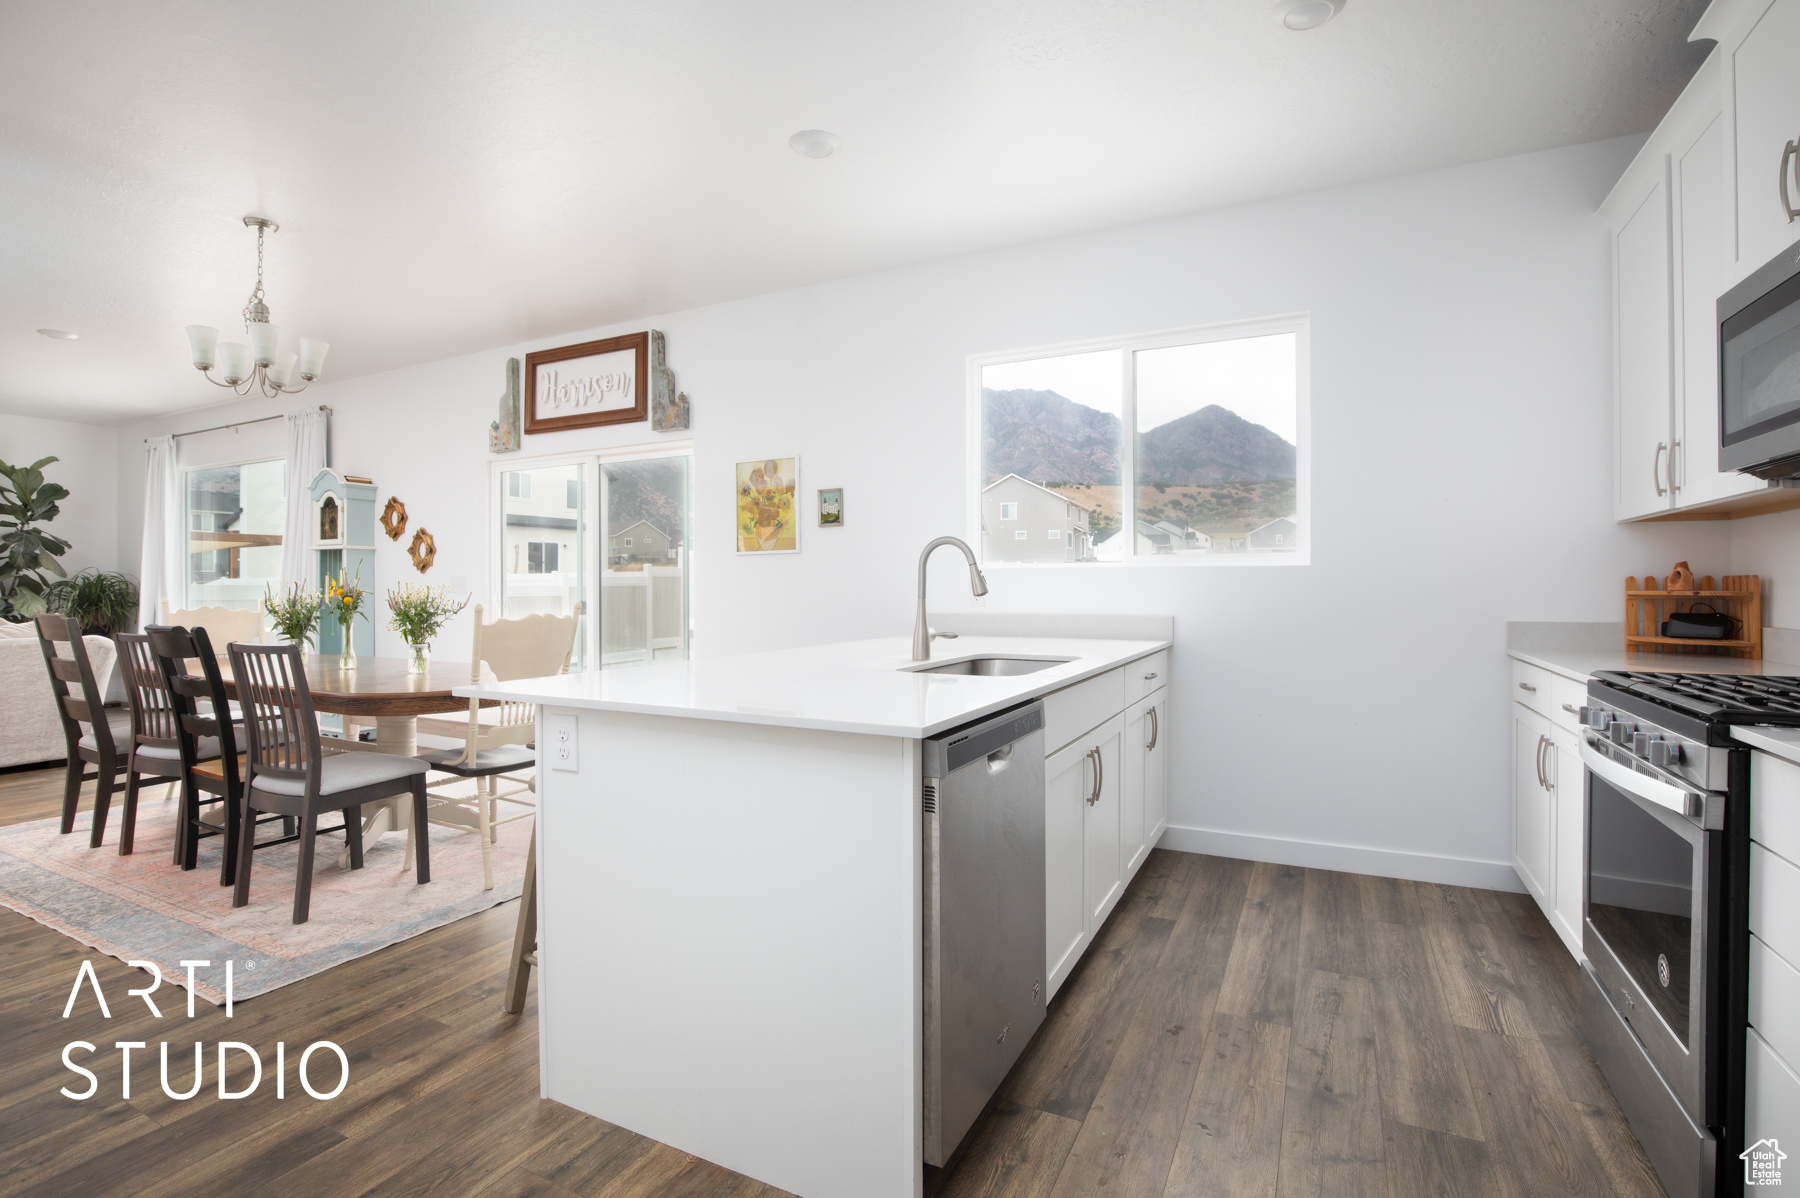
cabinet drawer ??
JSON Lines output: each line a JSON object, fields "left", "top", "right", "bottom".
{"left": 1750, "top": 933, "right": 1800, "bottom": 1073}
{"left": 1044, "top": 668, "right": 1125, "bottom": 754}
{"left": 1746, "top": 1028, "right": 1800, "bottom": 1174}
{"left": 1750, "top": 842, "right": 1800, "bottom": 967}
{"left": 1123, "top": 651, "right": 1168, "bottom": 706}
{"left": 1751, "top": 750, "right": 1800, "bottom": 865}
{"left": 1510, "top": 659, "right": 1588, "bottom": 734}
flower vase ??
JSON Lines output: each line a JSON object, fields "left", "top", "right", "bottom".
{"left": 338, "top": 621, "right": 356, "bottom": 670}
{"left": 407, "top": 642, "right": 430, "bottom": 675}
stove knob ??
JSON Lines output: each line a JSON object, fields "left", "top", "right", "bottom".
{"left": 1579, "top": 705, "right": 1593, "bottom": 725}
{"left": 1611, "top": 721, "right": 1632, "bottom": 746}
{"left": 1633, "top": 731, "right": 1653, "bottom": 756}
{"left": 1590, "top": 710, "right": 1610, "bottom": 730}
{"left": 1649, "top": 740, "right": 1677, "bottom": 767}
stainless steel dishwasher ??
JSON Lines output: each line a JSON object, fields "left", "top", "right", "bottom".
{"left": 922, "top": 700, "right": 1046, "bottom": 1167}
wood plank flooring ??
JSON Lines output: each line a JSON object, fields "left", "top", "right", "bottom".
{"left": 0, "top": 764, "right": 1665, "bottom": 1197}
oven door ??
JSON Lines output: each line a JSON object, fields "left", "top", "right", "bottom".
{"left": 1580, "top": 734, "right": 1724, "bottom": 1127}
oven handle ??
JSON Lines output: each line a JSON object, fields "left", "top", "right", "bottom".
{"left": 1580, "top": 735, "right": 1720, "bottom": 827}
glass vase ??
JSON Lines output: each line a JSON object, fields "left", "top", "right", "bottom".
{"left": 407, "top": 642, "right": 430, "bottom": 675}
{"left": 338, "top": 620, "right": 356, "bottom": 670}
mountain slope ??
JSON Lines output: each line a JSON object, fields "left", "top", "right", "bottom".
{"left": 1137, "top": 404, "right": 1295, "bottom": 485}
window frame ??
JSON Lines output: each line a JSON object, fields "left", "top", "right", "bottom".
{"left": 967, "top": 313, "right": 1311, "bottom": 568}
{"left": 182, "top": 454, "right": 287, "bottom": 609}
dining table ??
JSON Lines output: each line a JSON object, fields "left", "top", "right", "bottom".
{"left": 221, "top": 654, "right": 495, "bottom": 863}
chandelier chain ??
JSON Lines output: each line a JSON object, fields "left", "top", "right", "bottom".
{"left": 241, "top": 223, "right": 269, "bottom": 328}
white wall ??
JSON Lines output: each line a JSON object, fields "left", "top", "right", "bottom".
{"left": 1730, "top": 508, "right": 1800, "bottom": 630}
{"left": 0, "top": 411, "right": 119, "bottom": 577}
{"left": 117, "top": 135, "right": 1737, "bottom": 887}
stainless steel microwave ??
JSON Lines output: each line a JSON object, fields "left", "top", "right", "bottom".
{"left": 1720, "top": 240, "right": 1800, "bottom": 479}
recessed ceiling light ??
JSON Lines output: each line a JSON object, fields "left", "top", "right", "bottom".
{"left": 788, "top": 130, "right": 840, "bottom": 159}
{"left": 36, "top": 328, "right": 78, "bottom": 340}
{"left": 1275, "top": 0, "right": 1343, "bottom": 30}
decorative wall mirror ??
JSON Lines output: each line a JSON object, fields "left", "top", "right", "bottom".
{"left": 409, "top": 527, "right": 437, "bottom": 573}
{"left": 380, "top": 496, "right": 408, "bottom": 540}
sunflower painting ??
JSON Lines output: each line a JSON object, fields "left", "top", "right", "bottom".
{"left": 735, "top": 457, "right": 799, "bottom": 553}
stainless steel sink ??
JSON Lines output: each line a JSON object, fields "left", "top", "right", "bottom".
{"left": 908, "top": 656, "right": 1066, "bottom": 677}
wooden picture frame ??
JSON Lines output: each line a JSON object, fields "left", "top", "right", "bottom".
{"left": 524, "top": 333, "right": 649, "bottom": 434}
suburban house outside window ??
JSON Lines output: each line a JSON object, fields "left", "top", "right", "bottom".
{"left": 974, "top": 315, "right": 1307, "bottom": 564}
{"left": 184, "top": 458, "right": 285, "bottom": 608}
{"left": 567, "top": 479, "right": 578, "bottom": 508}
{"left": 508, "top": 473, "right": 532, "bottom": 499}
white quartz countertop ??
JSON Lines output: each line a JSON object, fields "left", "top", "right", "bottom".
{"left": 1507, "top": 646, "right": 1800, "bottom": 685}
{"left": 455, "top": 634, "right": 1170, "bottom": 738}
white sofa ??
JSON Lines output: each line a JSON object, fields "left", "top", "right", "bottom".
{"left": 0, "top": 621, "right": 121, "bottom": 769}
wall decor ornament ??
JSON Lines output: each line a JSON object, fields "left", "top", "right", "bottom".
{"left": 736, "top": 457, "right": 799, "bottom": 554}
{"left": 524, "top": 333, "right": 648, "bottom": 434}
{"left": 380, "top": 496, "right": 408, "bottom": 540}
{"left": 489, "top": 357, "right": 522, "bottom": 452}
{"left": 409, "top": 528, "right": 437, "bottom": 573}
{"left": 649, "top": 330, "right": 690, "bottom": 432}
{"left": 818, "top": 488, "right": 843, "bottom": 526}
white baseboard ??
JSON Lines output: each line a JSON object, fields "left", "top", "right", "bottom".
{"left": 1156, "top": 823, "right": 1527, "bottom": 894}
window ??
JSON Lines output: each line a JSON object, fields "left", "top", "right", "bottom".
{"left": 623, "top": 537, "right": 633, "bottom": 547}
{"left": 526, "top": 541, "right": 560, "bottom": 573}
{"left": 501, "top": 464, "right": 584, "bottom": 663}
{"left": 1048, "top": 529, "right": 1062, "bottom": 540}
{"left": 508, "top": 473, "right": 532, "bottom": 499}
{"left": 567, "top": 479, "right": 578, "bottom": 508}
{"left": 1014, "top": 530, "right": 1028, "bottom": 540}
{"left": 185, "top": 459, "right": 285, "bottom": 608}
{"left": 976, "top": 317, "right": 1306, "bottom": 564}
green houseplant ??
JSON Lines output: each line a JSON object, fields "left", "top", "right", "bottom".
{"left": 44, "top": 569, "right": 139, "bottom": 635}
{"left": 0, "top": 456, "right": 72, "bottom": 621}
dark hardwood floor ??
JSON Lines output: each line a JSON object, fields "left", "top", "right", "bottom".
{"left": 0, "top": 763, "right": 1664, "bottom": 1197}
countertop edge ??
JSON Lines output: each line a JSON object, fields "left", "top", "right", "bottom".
{"left": 1729, "top": 725, "right": 1800, "bottom": 765}
{"left": 1505, "top": 649, "right": 1592, "bottom": 684}
{"left": 456, "top": 637, "right": 1172, "bottom": 739}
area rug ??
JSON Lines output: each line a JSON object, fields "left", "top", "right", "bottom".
{"left": 0, "top": 792, "right": 529, "bottom": 1004}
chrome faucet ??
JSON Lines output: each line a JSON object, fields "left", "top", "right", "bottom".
{"left": 913, "top": 536, "right": 989, "bottom": 661}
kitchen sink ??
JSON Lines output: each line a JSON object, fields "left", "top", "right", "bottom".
{"left": 906, "top": 656, "right": 1068, "bottom": 676}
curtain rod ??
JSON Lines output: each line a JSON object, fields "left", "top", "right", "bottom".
{"left": 144, "top": 404, "right": 329, "bottom": 444}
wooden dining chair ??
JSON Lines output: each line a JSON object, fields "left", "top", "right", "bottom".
{"left": 113, "top": 631, "right": 216, "bottom": 860}
{"left": 228, "top": 642, "right": 433, "bottom": 923}
{"left": 147, "top": 624, "right": 292, "bottom": 885}
{"left": 34, "top": 615, "right": 132, "bottom": 848}
{"left": 410, "top": 603, "right": 580, "bottom": 889}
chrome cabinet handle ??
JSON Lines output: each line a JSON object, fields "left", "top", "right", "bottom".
{"left": 1143, "top": 671, "right": 1158, "bottom": 681}
{"left": 1562, "top": 703, "right": 1579, "bottom": 715}
{"left": 1146, "top": 706, "right": 1159, "bottom": 751}
{"left": 1654, "top": 442, "right": 1668, "bottom": 497}
{"left": 1534, "top": 734, "right": 1547, "bottom": 790}
{"left": 1095, "top": 746, "right": 1104, "bottom": 804}
{"left": 1518, "top": 682, "right": 1537, "bottom": 692}
{"left": 1671, "top": 440, "right": 1681, "bottom": 492}
{"left": 1783, "top": 139, "right": 1800, "bottom": 223}
{"left": 1084, "top": 748, "right": 1098, "bottom": 806}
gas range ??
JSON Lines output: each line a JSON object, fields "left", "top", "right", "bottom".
{"left": 1583, "top": 670, "right": 1800, "bottom": 794}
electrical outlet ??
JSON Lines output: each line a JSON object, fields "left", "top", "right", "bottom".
{"left": 547, "top": 713, "right": 579, "bottom": 772}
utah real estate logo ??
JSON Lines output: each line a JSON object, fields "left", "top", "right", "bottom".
{"left": 1743, "top": 1138, "right": 1787, "bottom": 1187}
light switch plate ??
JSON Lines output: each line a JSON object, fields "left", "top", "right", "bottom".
{"left": 547, "top": 712, "right": 579, "bottom": 772}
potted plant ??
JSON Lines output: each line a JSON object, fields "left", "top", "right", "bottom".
{"left": 0, "top": 456, "right": 71, "bottom": 621}
{"left": 263, "top": 580, "right": 323, "bottom": 650}
{"left": 44, "top": 569, "right": 139, "bottom": 635}
{"left": 386, "top": 583, "right": 470, "bottom": 674}
{"left": 322, "top": 566, "right": 369, "bottom": 670}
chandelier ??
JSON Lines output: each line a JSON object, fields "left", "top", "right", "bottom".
{"left": 184, "top": 216, "right": 329, "bottom": 397}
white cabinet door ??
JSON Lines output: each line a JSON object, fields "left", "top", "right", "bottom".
{"left": 1514, "top": 703, "right": 1554, "bottom": 906}
{"left": 1084, "top": 716, "right": 1125, "bottom": 933}
{"left": 1550, "top": 727, "right": 1586, "bottom": 960}
{"left": 1733, "top": 0, "right": 1800, "bottom": 272}
{"left": 1118, "top": 689, "right": 1169, "bottom": 877}
{"left": 1615, "top": 165, "right": 1677, "bottom": 519}
{"left": 1676, "top": 109, "right": 1765, "bottom": 507}
{"left": 1044, "top": 737, "right": 1089, "bottom": 999}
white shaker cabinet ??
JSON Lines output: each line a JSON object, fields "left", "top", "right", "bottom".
{"left": 1509, "top": 658, "right": 1587, "bottom": 960}
{"left": 1042, "top": 660, "right": 1167, "bottom": 1001}
{"left": 1610, "top": 163, "right": 1676, "bottom": 521}
{"left": 1513, "top": 703, "right": 1556, "bottom": 903}
{"left": 1730, "top": 0, "right": 1800, "bottom": 274}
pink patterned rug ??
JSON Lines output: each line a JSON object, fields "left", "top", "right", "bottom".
{"left": 0, "top": 792, "right": 529, "bottom": 1004}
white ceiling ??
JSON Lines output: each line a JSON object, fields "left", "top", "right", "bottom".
{"left": 1, "top": 0, "right": 1709, "bottom": 423}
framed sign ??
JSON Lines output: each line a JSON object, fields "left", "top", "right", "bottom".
{"left": 524, "top": 333, "right": 649, "bottom": 434}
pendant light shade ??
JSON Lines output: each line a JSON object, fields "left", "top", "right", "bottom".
{"left": 185, "top": 324, "right": 219, "bottom": 371}
{"left": 298, "top": 338, "right": 330, "bottom": 381}
{"left": 248, "top": 321, "right": 281, "bottom": 367}
{"left": 216, "top": 341, "right": 252, "bottom": 385}
{"left": 267, "top": 351, "right": 299, "bottom": 389}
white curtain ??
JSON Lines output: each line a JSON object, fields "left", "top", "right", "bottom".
{"left": 279, "top": 407, "right": 329, "bottom": 588}
{"left": 136, "top": 435, "right": 181, "bottom": 631}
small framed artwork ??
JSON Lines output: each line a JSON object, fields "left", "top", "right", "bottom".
{"left": 523, "top": 333, "right": 649, "bottom": 435}
{"left": 818, "top": 488, "right": 843, "bottom": 527}
{"left": 736, "top": 457, "right": 799, "bottom": 553}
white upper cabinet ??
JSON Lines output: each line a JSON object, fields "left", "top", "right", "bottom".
{"left": 1730, "top": 0, "right": 1800, "bottom": 275}
{"left": 1611, "top": 163, "right": 1676, "bottom": 521}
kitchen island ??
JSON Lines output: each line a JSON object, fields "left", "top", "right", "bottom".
{"left": 457, "top": 627, "right": 1171, "bottom": 1198}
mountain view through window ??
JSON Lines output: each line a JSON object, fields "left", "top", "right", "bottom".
{"left": 979, "top": 328, "right": 1301, "bottom": 562}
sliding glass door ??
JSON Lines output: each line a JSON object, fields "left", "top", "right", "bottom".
{"left": 498, "top": 462, "right": 587, "bottom": 667}
{"left": 599, "top": 454, "right": 689, "bottom": 667}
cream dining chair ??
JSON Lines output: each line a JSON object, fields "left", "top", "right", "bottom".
{"left": 160, "top": 601, "right": 264, "bottom": 649}
{"left": 407, "top": 603, "right": 581, "bottom": 889}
